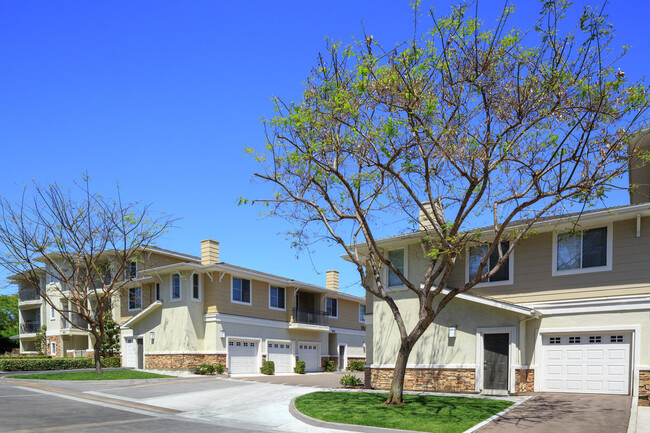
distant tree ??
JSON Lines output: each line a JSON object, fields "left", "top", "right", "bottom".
{"left": 0, "top": 294, "right": 19, "bottom": 339}
{"left": 249, "top": 1, "right": 649, "bottom": 404}
{"left": 0, "top": 176, "right": 174, "bottom": 373}
{"left": 100, "top": 310, "right": 120, "bottom": 358}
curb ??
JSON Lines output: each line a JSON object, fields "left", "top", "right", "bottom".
{"left": 627, "top": 397, "right": 638, "bottom": 433}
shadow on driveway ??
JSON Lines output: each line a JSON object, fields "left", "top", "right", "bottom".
{"left": 479, "top": 393, "right": 631, "bottom": 433}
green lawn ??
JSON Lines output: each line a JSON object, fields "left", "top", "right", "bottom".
{"left": 294, "top": 392, "right": 513, "bottom": 433}
{"left": 8, "top": 370, "right": 175, "bottom": 381}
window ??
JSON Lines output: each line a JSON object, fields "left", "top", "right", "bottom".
{"left": 232, "top": 277, "right": 251, "bottom": 304}
{"left": 269, "top": 286, "right": 285, "bottom": 310}
{"left": 468, "top": 242, "right": 511, "bottom": 284}
{"left": 549, "top": 337, "right": 561, "bottom": 344}
{"left": 326, "top": 297, "right": 338, "bottom": 318}
{"left": 388, "top": 249, "right": 405, "bottom": 287}
{"left": 127, "top": 260, "right": 138, "bottom": 279}
{"left": 171, "top": 274, "right": 181, "bottom": 300}
{"left": 589, "top": 336, "right": 602, "bottom": 344}
{"left": 128, "top": 287, "right": 142, "bottom": 310}
{"left": 555, "top": 226, "right": 611, "bottom": 275}
{"left": 569, "top": 336, "right": 581, "bottom": 344}
{"left": 50, "top": 342, "right": 56, "bottom": 356}
{"left": 611, "top": 335, "right": 624, "bottom": 343}
{"left": 155, "top": 283, "right": 161, "bottom": 301}
{"left": 50, "top": 305, "right": 55, "bottom": 320}
{"left": 192, "top": 274, "right": 201, "bottom": 300}
{"left": 359, "top": 304, "right": 366, "bottom": 323}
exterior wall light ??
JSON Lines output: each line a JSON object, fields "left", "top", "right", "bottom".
{"left": 448, "top": 326, "right": 457, "bottom": 338}
{"left": 150, "top": 332, "right": 155, "bottom": 344}
{"left": 220, "top": 330, "right": 226, "bottom": 338}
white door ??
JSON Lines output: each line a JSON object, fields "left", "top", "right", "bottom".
{"left": 541, "top": 333, "right": 631, "bottom": 395}
{"left": 298, "top": 343, "right": 319, "bottom": 372}
{"left": 228, "top": 340, "right": 258, "bottom": 374}
{"left": 267, "top": 342, "right": 293, "bottom": 373}
{"left": 124, "top": 338, "right": 136, "bottom": 368}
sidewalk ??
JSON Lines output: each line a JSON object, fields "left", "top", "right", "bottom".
{"left": 637, "top": 406, "right": 650, "bottom": 433}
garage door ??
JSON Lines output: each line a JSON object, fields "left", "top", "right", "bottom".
{"left": 541, "top": 333, "right": 630, "bottom": 394}
{"left": 123, "top": 338, "right": 136, "bottom": 368}
{"left": 268, "top": 342, "right": 293, "bottom": 373}
{"left": 298, "top": 343, "right": 319, "bottom": 372}
{"left": 229, "top": 340, "right": 258, "bottom": 374}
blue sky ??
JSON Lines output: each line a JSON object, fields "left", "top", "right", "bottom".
{"left": 1, "top": 1, "right": 648, "bottom": 297}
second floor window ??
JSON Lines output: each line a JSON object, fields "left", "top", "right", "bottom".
{"left": 128, "top": 260, "right": 138, "bottom": 279}
{"left": 232, "top": 277, "right": 251, "bottom": 304}
{"left": 326, "top": 297, "right": 338, "bottom": 318}
{"left": 192, "top": 274, "right": 201, "bottom": 300}
{"left": 155, "top": 283, "right": 161, "bottom": 301}
{"left": 556, "top": 227, "right": 608, "bottom": 272}
{"left": 359, "top": 304, "right": 366, "bottom": 322}
{"left": 388, "top": 249, "right": 406, "bottom": 287}
{"left": 128, "top": 287, "right": 142, "bottom": 310}
{"left": 171, "top": 274, "right": 181, "bottom": 300}
{"left": 269, "top": 286, "right": 285, "bottom": 309}
{"left": 468, "top": 242, "right": 511, "bottom": 283}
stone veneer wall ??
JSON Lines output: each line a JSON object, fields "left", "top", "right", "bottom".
{"left": 347, "top": 357, "right": 365, "bottom": 368}
{"left": 369, "top": 367, "right": 475, "bottom": 392}
{"left": 321, "top": 356, "right": 338, "bottom": 369}
{"left": 145, "top": 353, "right": 227, "bottom": 370}
{"left": 640, "top": 370, "right": 650, "bottom": 407}
{"left": 515, "top": 369, "right": 535, "bottom": 393}
{"left": 45, "top": 335, "right": 63, "bottom": 358}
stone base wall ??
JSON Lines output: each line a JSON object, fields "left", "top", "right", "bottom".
{"left": 145, "top": 353, "right": 227, "bottom": 370}
{"left": 515, "top": 369, "right": 535, "bottom": 393}
{"left": 369, "top": 367, "right": 475, "bottom": 392}
{"left": 45, "top": 335, "right": 63, "bottom": 358}
{"left": 347, "top": 357, "right": 365, "bottom": 368}
{"left": 640, "top": 370, "right": 650, "bottom": 407}
{"left": 322, "top": 356, "right": 338, "bottom": 369}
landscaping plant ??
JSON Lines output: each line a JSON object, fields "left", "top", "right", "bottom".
{"left": 262, "top": 360, "right": 275, "bottom": 375}
{"left": 295, "top": 360, "right": 305, "bottom": 374}
{"left": 348, "top": 361, "right": 364, "bottom": 372}
{"left": 339, "top": 374, "right": 362, "bottom": 387}
{"left": 325, "top": 360, "right": 335, "bottom": 372}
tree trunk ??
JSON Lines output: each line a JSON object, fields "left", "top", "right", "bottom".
{"left": 93, "top": 339, "right": 103, "bottom": 375}
{"left": 384, "top": 342, "right": 412, "bottom": 405}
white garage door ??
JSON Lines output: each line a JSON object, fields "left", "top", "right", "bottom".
{"left": 123, "top": 338, "right": 136, "bottom": 368}
{"left": 268, "top": 342, "right": 293, "bottom": 373}
{"left": 541, "top": 333, "right": 631, "bottom": 395}
{"left": 298, "top": 343, "right": 319, "bottom": 372}
{"left": 229, "top": 340, "right": 258, "bottom": 374}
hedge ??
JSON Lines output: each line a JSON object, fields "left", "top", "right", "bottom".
{"left": 0, "top": 357, "right": 120, "bottom": 371}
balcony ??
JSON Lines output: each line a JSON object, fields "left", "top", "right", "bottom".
{"left": 61, "top": 314, "right": 88, "bottom": 330}
{"left": 290, "top": 308, "right": 330, "bottom": 331}
{"left": 20, "top": 322, "right": 41, "bottom": 334}
{"left": 18, "top": 289, "right": 42, "bottom": 305}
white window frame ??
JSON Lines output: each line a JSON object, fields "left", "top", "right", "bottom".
{"left": 191, "top": 272, "right": 202, "bottom": 301}
{"left": 50, "top": 341, "right": 56, "bottom": 356}
{"left": 50, "top": 305, "right": 56, "bottom": 320}
{"left": 552, "top": 222, "right": 613, "bottom": 277}
{"left": 268, "top": 285, "right": 286, "bottom": 311}
{"left": 359, "top": 304, "right": 366, "bottom": 323}
{"left": 465, "top": 243, "right": 514, "bottom": 287}
{"left": 127, "top": 260, "right": 138, "bottom": 280}
{"left": 170, "top": 273, "right": 182, "bottom": 302}
{"left": 127, "top": 287, "right": 142, "bottom": 311}
{"left": 231, "top": 276, "right": 252, "bottom": 306}
{"left": 385, "top": 248, "right": 408, "bottom": 289}
{"left": 326, "top": 297, "right": 338, "bottom": 319}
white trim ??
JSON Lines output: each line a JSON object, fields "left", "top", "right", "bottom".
{"left": 145, "top": 351, "right": 228, "bottom": 355}
{"left": 329, "top": 328, "right": 366, "bottom": 337}
{"left": 170, "top": 273, "right": 182, "bottom": 302}
{"left": 190, "top": 272, "right": 202, "bottom": 302}
{"left": 533, "top": 325, "right": 640, "bottom": 396}
{"left": 50, "top": 341, "right": 56, "bottom": 356}
{"left": 465, "top": 243, "right": 515, "bottom": 288}
{"left": 475, "top": 327, "right": 517, "bottom": 393}
{"left": 325, "top": 297, "right": 338, "bottom": 319}
{"left": 385, "top": 247, "right": 408, "bottom": 290}
{"left": 204, "top": 312, "right": 365, "bottom": 334}
{"left": 120, "top": 301, "right": 163, "bottom": 328}
{"left": 227, "top": 336, "right": 262, "bottom": 374}
{"left": 370, "top": 363, "right": 477, "bottom": 369}
{"left": 552, "top": 222, "right": 613, "bottom": 276}
{"left": 523, "top": 294, "right": 650, "bottom": 315}
{"left": 127, "top": 287, "right": 143, "bottom": 311}
{"left": 268, "top": 284, "right": 286, "bottom": 311}
{"left": 231, "top": 276, "right": 252, "bottom": 306}
{"left": 364, "top": 314, "right": 373, "bottom": 325}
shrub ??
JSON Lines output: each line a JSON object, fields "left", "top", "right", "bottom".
{"left": 340, "top": 374, "right": 362, "bottom": 387}
{"left": 325, "top": 360, "right": 335, "bottom": 372}
{"left": 0, "top": 356, "right": 120, "bottom": 371}
{"left": 194, "top": 363, "right": 216, "bottom": 375}
{"left": 295, "top": 360, "right": 305, "bottom": 374}
{"left": 215, "top": 363, "right": 225, "bottom": 374}
{"left": 348, "top": 361, "right": 364, "bottom": 371}
{"left": 262, "top": 360, "right": 275, "bottom": 375}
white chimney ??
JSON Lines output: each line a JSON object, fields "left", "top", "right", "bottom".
{"left": 326, "top": 270, "right": 339, "bottom": 291}
{"left": 201, "top": 239, "right": 220, "bottom": 265}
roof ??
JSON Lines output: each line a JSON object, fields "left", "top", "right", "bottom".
{"left": 424, "top": 285, "right": 535, "bottom": 316}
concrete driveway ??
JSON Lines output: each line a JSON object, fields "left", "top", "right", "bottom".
{"left": 230, "top": 371, "right": 364, "bottom": 388}
{"left": 478, "top": 393, "right": 632, "bottom": 433}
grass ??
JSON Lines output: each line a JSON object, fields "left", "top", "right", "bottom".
{"left": 8, "top": 369, "right": 175, "bottom": 381}
{"left": 294, "top": 392, "right": 513, "bottom": 433}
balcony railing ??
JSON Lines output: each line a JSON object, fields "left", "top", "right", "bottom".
{"left": 18, "top": 289, "right": 41, "bottom": 302}
{"left": 20, "top": 322, "right": 41, "bottom": 334}
{"left": 292, "top": 308, "right": 329, "bottom": 326}
{"left": 61, "top": 314, "right": 88, "bottom": 330}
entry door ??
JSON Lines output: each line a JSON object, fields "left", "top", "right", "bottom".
{"left": 484, "top": 333, "right": 509, "bottom": 390}
{"left": 136, "top": 338, "right": 144, "bottom": 369}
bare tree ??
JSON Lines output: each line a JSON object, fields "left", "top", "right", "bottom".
{"left": 248, "top": 1, "right": 649, "bottom": 404}
{"left": 0, "top": 176, "right": 174, "bottom": 373}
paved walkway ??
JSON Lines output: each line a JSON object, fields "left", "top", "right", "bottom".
{"left": 637, "top": 406, "right": 650, "bottom": 433}
{"left": 477, "top": 393, "right": 632, "bottom": 433}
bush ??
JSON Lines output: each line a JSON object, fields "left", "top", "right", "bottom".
{"left": 340, "top": 374, "right": 362, "bottom": 387}
{"left": 295, "top": 360, "right": 305, "bottom": 374}
{"left": 348, "top": 361, "right": 364, "bottom": 371}
{"left": 215, "top": 363, "right": 225, "bottom": 374}
{"left": 0, "top": 356, "right": 120, "bottom": 371}
{"left": 262, "top": 360, "right": 275, "bottom": 375}
{"left": 325, "top": 360, "right": 335, "bottom": 372}
{"left": 194, "top": 363, "right": 216, "bottom": 375}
